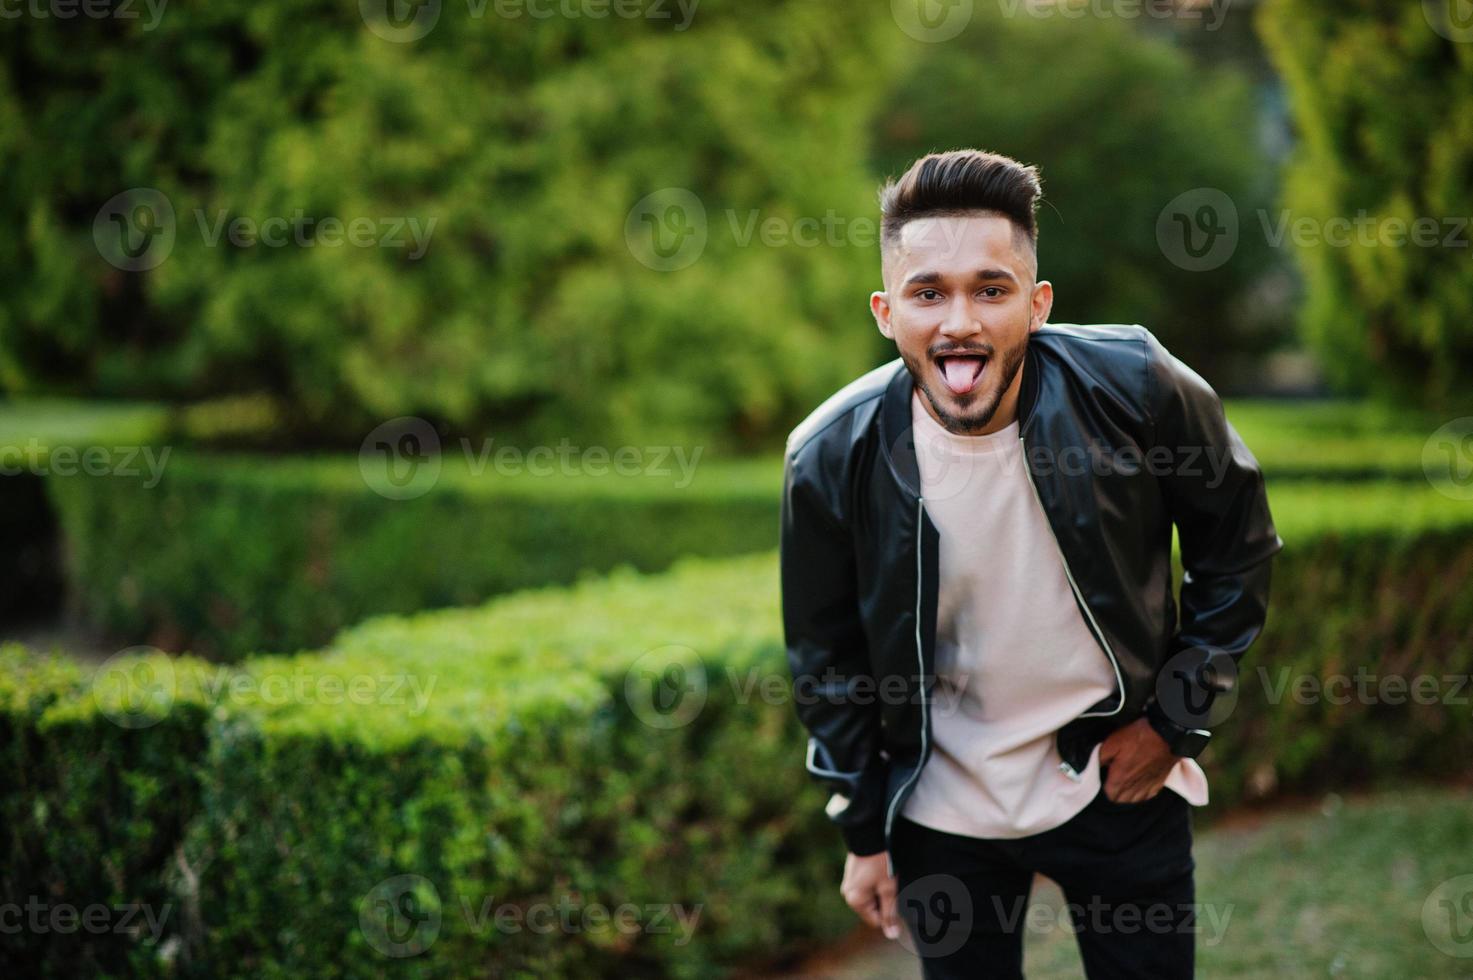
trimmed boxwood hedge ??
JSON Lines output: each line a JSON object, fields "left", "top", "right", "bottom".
{"left": 45, "top": 451, "right": 784, "bottom": 660}
{"left": 4, "top": 479, "right": 1472, "bottom": 977}
{"left": 17, "top": 395, "right": 1438, "bottom": 658}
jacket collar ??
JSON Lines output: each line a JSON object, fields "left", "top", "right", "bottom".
{"left": 879, "top": 340, "right": 1042, "bottom": 500}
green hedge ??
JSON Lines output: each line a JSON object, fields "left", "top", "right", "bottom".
{"left": 35, "top": 395, "right": 1435, "bottom": 658}
{"left": 1224, "top": 398, "right": 1443, "bottom": 481}
{"left": 0, "top": 647, "right": 213, "bottom": 977}
{"left": 5, "top": 479, "right": 1473, "bottom": 976}
{"left": 46, "top": 451, "right": 783, "bottom": 660}
{"left": 0, "top": 552, "right": 844, "bottom": 978}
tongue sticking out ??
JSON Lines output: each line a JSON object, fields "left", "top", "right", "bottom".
{"left": 939, "top": 356, "right": 986, "bottom": 395}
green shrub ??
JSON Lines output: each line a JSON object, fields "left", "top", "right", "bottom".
{"left": 36, "top": 394, "right": 1438, "bottom": 658}
{"left": 6, "top": 480, "right": 1473, "bottom": 976}
{"left": 1257, "top": 0, "right": 1473, "bottom": 415}
{"left": 1, "top": 554, "right": 847, "bottom": 978}
{"left": 0, "top": 645, "right": 213, "bottom": 978}
{"left": 45, "top": 451, "right": 783, "bottom": 660}
{"left": 0, "top": 0, "right": 902, "bottom": 452}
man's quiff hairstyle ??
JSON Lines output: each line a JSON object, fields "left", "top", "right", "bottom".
{"left": 878, "top": 148, "right": 1043, "bottom": 258}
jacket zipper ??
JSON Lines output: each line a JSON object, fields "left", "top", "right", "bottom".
{"left": 884, "top": 495, "right": 929, "bottom": 877}
{"left": 1018, "top": 434, "right": 1125, "bottom": 781}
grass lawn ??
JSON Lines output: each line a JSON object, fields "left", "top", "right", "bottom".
{"left": 777, "top": 783, "right": 1473, "bottom": 978}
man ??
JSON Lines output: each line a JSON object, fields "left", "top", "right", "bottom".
{"left": 779, "top": 149, "right": 1283, "bottom": 978}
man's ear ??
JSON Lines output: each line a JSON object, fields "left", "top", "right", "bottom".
{"left": 1029, "top": 280, "right": 1054, "bottom": 333}
{"left": 870, "top": 291, "right": 895, "bottom": 340}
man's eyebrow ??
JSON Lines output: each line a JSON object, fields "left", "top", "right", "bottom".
{"left": 902, "top": 270, "right": 944, "bottom": 288}
{"left": 901, "top": 267, "right": 1019, "bottom": 288}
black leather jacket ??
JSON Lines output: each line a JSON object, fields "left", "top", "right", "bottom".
{"left": 779, "top": 323, "right": 1285, "bottom": 860}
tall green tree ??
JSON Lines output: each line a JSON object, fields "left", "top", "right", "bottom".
{"left": 0, "top": 1, "right": 904, "bottom": 450}
{"left": 1258, "top": 0, "right": 1473, "bottom": 412}
{"left": 872, "top": 11, "right": 1286, "bottom": 385}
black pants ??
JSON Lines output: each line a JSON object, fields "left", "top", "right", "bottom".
{"left": 890, "top": 780, "right": 1197, "bottom": 979}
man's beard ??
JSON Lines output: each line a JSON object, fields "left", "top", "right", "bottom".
{"left": 902, "top": 335, "right": 1029, "bottom": 436}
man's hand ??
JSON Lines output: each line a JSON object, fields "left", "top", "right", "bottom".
{"left": 840, "top": 851, "right": 901, "bottom": 940}
{"left": 1097, "top": 717, "right": 1178, "bottom": 803}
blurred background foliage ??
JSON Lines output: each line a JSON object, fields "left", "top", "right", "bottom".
{"left": 873, "top": 12, "right": 1287, "bottom": 381}
{"left": 11, "top": 0, "right": 1463, "bottom": 452}
{"left": 1258, "top": 0, "right": 1473, "bottom": 416}
{"left": 0, "top": 0, "right": 902, "bottom": 452}
{"left": 4, "top": 2, "right": 1473, "bottom": 976}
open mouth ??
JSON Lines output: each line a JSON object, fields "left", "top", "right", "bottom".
{"left": 935, "top": 351, "right": 989, "bottom": 396}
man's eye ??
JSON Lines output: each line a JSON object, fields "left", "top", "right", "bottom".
{"left": 980, "top": 286, "right": 1004, "bottom": 299}
{"left": 917, "top": 289, "right": 941, "bottom": 301}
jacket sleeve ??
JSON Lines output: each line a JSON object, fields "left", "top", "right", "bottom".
{"left": 1143, "top": 330, "right": 1286, "bottom": 734}
{"left": 779, "top": 444, "right": 889, "bottom": 856}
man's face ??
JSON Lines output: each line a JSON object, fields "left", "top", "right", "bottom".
{"left": 871, "top": 213, "right": 1052, "bottom": 436}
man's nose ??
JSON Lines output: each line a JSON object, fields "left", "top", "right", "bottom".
{"left": 938, "top": 299, "right": 981, "bottom": 338}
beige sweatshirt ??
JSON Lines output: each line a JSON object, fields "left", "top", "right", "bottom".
{"left": 900, "top": 387, "right": 1208, "bottom": 840}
